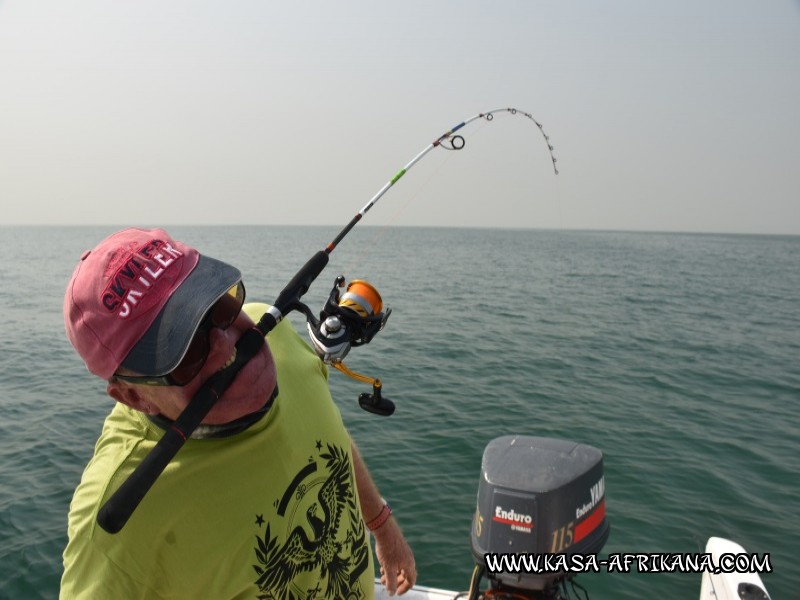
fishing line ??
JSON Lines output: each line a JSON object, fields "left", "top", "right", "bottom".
{"left": 97, "top": 106, "right": 559, "bottom": 534}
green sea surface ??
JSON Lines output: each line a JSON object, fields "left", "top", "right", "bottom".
{"left": 1, "top": 226, "right": 797, "bottom": 599}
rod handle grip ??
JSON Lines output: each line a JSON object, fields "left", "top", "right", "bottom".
{"left": 96, "top": 327, "right": 265, "bottom": 533}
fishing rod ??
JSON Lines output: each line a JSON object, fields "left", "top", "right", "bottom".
{"left": 97, "top": 107, "right": 558, "bottom": 534}
{"left": 325, "top": 107, "right": 557, "bottom": 255}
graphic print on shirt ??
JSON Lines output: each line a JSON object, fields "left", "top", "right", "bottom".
{"left": 252, "top": 441, "right": 369, "bottom": 600}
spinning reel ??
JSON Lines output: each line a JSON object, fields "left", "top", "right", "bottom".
{"left": 295, "top": 276, "right": 395, "bottom": 416}
{"left": 96, "top": 107, "right": 556, "bottom": 533}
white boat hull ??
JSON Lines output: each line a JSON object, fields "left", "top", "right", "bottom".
{"left": 699, "top": 537, "right": 771, "bottom": 600}
{"left": 374, "top": 580, "right": 460, "bottom": 599}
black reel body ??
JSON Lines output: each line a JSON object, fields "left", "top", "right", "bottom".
{"left": 301, "top": 276, "right": 394, "bottom": 416}
{"left": 305, "top": 275, "right": 391, "bottom": 361}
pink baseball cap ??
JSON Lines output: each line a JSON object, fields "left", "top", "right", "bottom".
{"left": 64, "top": 227, "right": 241, "bottom": 380}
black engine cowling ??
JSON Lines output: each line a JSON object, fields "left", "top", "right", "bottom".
{"left": 470, "top": 436, "right": 610, "bottom": 593}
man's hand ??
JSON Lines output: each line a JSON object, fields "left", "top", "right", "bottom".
{"left": 373, "top": 517, "right": 416, "bottom": 596}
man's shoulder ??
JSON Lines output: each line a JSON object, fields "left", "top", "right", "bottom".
{"left": 72, "top": 405, "right": 154, "bottom": 507}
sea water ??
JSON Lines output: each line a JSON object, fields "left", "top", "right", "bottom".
{"left": 1, "top": 226, "right": 797, "bottom": 599}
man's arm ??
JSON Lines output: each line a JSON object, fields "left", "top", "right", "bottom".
{"left": 351, "top": 440, "right": 417, "bottom": 596}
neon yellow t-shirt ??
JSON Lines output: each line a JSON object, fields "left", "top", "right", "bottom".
{"left": 61, "top": 304, "right": 374, "bottom": 599}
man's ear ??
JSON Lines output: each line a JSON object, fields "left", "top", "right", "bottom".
{"left": 107, "top": 380, "right": 156, "bottom": 414}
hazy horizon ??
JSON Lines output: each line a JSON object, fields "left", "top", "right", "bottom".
{"left": 1, "top": 1, "right": 798, "bottom": 235}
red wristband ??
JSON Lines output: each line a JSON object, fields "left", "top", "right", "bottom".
{"left": 366, "top": 503, "right": 392, "bottom": 531}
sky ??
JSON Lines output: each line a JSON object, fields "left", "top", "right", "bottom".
{"left": 1, "top": 0, "right": 798, "bottom": 234}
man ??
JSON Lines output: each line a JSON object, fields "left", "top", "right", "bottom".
{"left": 61, "top": 227, "right": 416, "bottom": 598}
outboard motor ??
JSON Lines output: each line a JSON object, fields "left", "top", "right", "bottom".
{"left": 469, "top": 436, "right": 610, "bottom": 599}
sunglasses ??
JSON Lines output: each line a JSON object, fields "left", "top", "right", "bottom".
{"left": 113, "top": 281, "right": 246, "bottom": 386}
